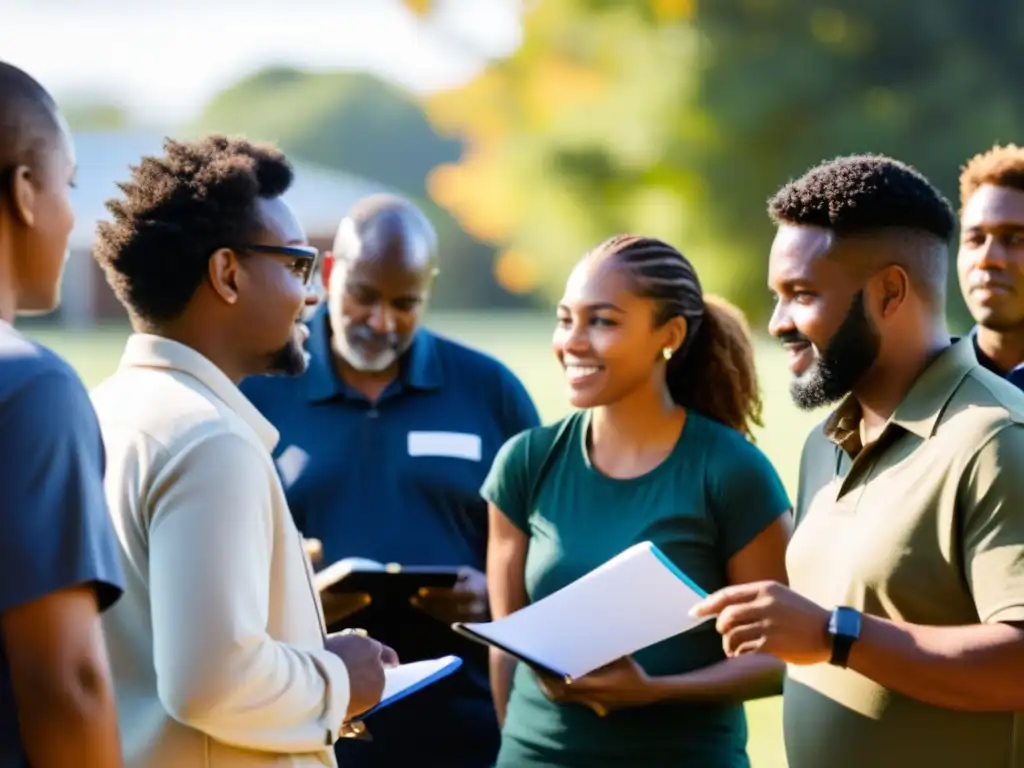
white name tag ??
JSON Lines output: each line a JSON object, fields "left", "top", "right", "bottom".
{"left": 407, "top": 431, "right": 482, "bottom": 461}
{"left": 276, "top": 444, "right": 310, "bottom": 487}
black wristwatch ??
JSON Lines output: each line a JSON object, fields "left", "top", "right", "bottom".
{"left": 827, "top": 606, "right": 862, "bottom": 668}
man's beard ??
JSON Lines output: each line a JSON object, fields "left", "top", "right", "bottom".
{"left": 787, "top": 290, "right": 881, "bottom": 411}
{"left": 339, "top": 324, "right": 402, "bottom": 373}
{"left": 267, "top": 336, "right": 309, "bottom": 377}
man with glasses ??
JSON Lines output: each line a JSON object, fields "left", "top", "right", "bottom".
{"left": 90, "top": 134, "right": 397, "bottom": 767}
{"left": 0, "top": 61, "right": 124, "bottom": 768}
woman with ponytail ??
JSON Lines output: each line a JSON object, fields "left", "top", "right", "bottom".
{"left": 482, "top": 235, "right": 792, "bottom": 767}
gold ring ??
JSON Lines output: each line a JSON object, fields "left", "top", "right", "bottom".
{"left": 341, "top": 628, "right": 368, "bottom": 638}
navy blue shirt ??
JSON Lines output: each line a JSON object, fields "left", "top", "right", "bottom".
{"left": 0, "top": 323, "right": 124, "bottom": 768}
{"left": 241, "top": 306, "right": 540, "bottom": 768}
{"left": 970, "top": 326, "right": 1024, "bottom": 390}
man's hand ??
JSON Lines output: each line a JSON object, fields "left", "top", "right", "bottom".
{"left": 325, "top": 630, "right": 400, "bottom": 721}
{"left": 410, "top": 566, "right": 488, "bottom": 624}
{"left": 303, "top": 538, "right": 323, "bottom": 566}
{"left": 320, "top": 590, "right": 372, "bottom": 625}
{"left": 690, "top": 580, "right": 832, "bottom": 665}
{"left": 534, "top": 656, "right": 653, "bottom": 716}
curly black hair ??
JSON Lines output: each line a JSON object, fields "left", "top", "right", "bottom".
{"left": 768, "top": 154, "right": 956, "bottom": 242}
{"left": 93, "top": 134, "right": 294, "bottom": 325}
{"left": 959, "top": 144, "right": 1024, "bottom": 215}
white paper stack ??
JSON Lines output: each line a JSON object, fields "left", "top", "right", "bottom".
{"left": 453, "top": 541, "right": 711, "bottom": 681}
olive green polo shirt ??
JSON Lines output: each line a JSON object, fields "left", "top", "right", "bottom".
{"left": 784, "top": 338, "right": 1024, "bottom": 768}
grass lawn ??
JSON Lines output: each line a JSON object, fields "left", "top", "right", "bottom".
{"left": 29, "top": 311, "right": 829, "bottom": 768}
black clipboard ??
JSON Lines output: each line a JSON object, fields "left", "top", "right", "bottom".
{"left": 317, "top": 564, "right": 460, "bottom": 601}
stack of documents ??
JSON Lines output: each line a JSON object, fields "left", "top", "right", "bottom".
{"left": 453, "top": 542, "right": 711, "bottom": 682}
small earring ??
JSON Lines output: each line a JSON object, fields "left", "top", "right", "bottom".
{"left": 662, "top": 346, "right": 673, "bottom": 361}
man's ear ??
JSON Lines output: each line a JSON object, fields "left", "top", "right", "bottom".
{"left": 8, "top": 166, "right": 36, "bottom": 227}
{"left": 208, "top": 247, "right": 242, "bottom": 305}
{"left": 873, "top": 264, "right": 910, "bottom": 319}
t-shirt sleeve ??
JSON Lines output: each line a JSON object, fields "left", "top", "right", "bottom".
{"left": 958, "top": 423, "right": 1024, "bottom": 624}
{"left": 709, "top": 432, "right": 793, "bottom": 560}
{"left": 480, "top": 429, "right": 534, "bottom": 533}
{"left": 498, "top": 367, "right": 541, "bottom": 440}
{"left": 0, "top": 370, "right": 124, "bottom": 614}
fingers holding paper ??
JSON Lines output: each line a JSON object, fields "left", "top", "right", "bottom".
{"left": 411, "top": 565, "right": 489, "bottom": 623}
{"left": 325, "top": 630, "right": 401, "bottom": 720}
{"left": 303, "top": 537, "right": 324, "bottom": 565}
{"left": 534, "top": 657, "right": 654, "bottom": 716}
{"left": 690, "top": 580, "right": 831, "bottom": 665}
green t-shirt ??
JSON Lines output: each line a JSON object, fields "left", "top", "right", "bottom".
{"left": 481, "top": 410, "right": 791, "bottom": 768}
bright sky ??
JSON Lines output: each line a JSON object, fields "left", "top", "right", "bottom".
{"left": 0, "top": 0, "right": 522, "bottom": 126}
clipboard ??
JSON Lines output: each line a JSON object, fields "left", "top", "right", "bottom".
{"left": 316, "top": 558, "right": 459, "bottom": 601}
{"left": 350, "top": 655, "right": 464, "bottom": 721}
{"left": 451, "top": 541, "right": 712, "bottom": 683}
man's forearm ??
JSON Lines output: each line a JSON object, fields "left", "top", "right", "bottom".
{"left": 848, "top": 615, "right": 1024, "bottom": 711}
{"left": 647, "top": 653, "right": 784, "bottom": 704}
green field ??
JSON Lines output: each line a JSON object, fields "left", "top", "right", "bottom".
{"left": 29, "top": 311, "right": 828, "bottom": 768}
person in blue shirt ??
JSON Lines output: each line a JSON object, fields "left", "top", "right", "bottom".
{"left": 957, "top": 143, "right": 1024, "bottom": 389}
{"left": 0, "top": 61, "right": 124, "bottom": 768}
{"left": 241, "top": 193, "right": 541, "bottom": 768}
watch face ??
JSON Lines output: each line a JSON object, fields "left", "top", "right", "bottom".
{"left": 831, "top": 607, "right": 861, "bottom": 639}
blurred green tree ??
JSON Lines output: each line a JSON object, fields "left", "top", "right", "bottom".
{"left": 195, "top": 67, "right": 461, "bottom": 198}
{"left": 423, "top": 0, "right": 1022, "bottom": 326}
{"left": 195, "top": 66, "right": 528, "bottom": 309}
{"left": 61, "top": 100, "right": 131, "bottom": 131}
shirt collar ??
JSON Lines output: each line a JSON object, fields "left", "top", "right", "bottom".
{"left": 302, "top": 304, "right": 443, "bottom": 404}
{"left": 824, "top": 338, "right": 978, "bottom": 449}
{"left": 969, "top": 325, "right": 1024, "bottom": 387}
{"left": 119, "top": 333, "right": 279, "bottom": 452}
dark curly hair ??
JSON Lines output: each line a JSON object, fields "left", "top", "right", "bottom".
{"left": 768, "top": 154, "right": 955, "bottom": 305}
{"left": 959, "top": 144, "right": 1024, "bottom": 215}
{"left": 94, "top": 134, "right": 294, "bottom": 325}
{"left": 595, "top": 235, "right": 763, "bottom": 439}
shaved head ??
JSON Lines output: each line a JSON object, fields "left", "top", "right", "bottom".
{"left": 0, "top": 62, "right": 62, "bottom": 183}
{"left": 0, "top": 62, "right": 75, "bottom": 320}
{"left": 332, "top": 193, "right": 438, "bottom": 274}
{"left": 325, "top": 194, "right": 438, "bottom": 374}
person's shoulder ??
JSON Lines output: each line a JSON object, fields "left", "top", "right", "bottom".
{"left": 0, "top": 328, "right": 91, "bottom": 415}
{"left": 941, "top": 366, "right": 1024, "bottom": 447}
{"left": 690, "top": 412, "right": 767, "bottom": 461}
{"left": 690, "top": 414, "right": 784, "bottom": 488}
{"left": 0, "top": 325, "right": 82, "bottom": 389}
{"left": 429, "top": 330, "right": 527, "bottom": 387}
{"left": 497, "top": 412, "right": 578, "bottom": 460}
{"left": 239, "top": 368, "right": 304, "bottom": 409}
{"left": 91, "top": 365, "right": 243, "bottom": 455}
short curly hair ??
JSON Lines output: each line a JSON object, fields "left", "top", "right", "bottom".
{"left": 959, "top": 144, "right": 1024, "bottom": 214}
{"left": 768, "top": 154, "right": 956, "bottom": 242}
{"left": 94, "top": 134, "right": 294, "bottom": 324}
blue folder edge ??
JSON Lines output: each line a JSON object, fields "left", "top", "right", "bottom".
{"left": 647, "top": 542, "right": 709, "bottom": 598}
{"left": 353, "top": 656, "right": 463, "bottom": 721}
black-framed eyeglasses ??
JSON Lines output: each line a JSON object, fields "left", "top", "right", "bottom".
{"left": 242, "top": 244, "right": 320, "bottom": 286}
